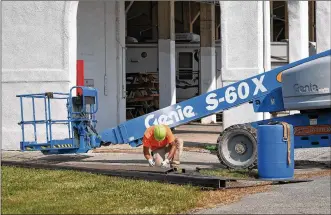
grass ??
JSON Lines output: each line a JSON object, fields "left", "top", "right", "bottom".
{"left": 1, "top": 166, "right": 200, "bottom": 214}
{"left": 200, "top": 168, "right": 259, "bottom": 179}
{"left": 1, "top": 166, "right": 272, "bottom": 214}
{"left": 204, "top": 145, "right": 217, "bottom": 151}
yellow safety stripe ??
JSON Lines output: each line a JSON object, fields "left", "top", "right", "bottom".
{"left": 53, "top": 144, "right": 73, "bottom": 148}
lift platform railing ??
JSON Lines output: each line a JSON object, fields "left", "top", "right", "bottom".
{"left": 17, "top": 87, "right": 99, "bottom": 153}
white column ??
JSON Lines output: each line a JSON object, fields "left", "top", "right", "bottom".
{"left": 287, "top": 1, "right": 309, "bottom": 115}
{"left": 200, "top": 3, "right": 216, "bottom": 124}
{"left": 316, "top": 1, "right": 331, "bottom": 53}
{"left": 200, "top": 47, "right": 217, "bottom": 124}
{"left": 220, "top": 1, "right": 264, "bottom": 129}
{"left": 158, "top": 40, "right": 176, "bottom": 108}
{"left": 104, "top": 1, "right": 127, "bottom": 129}
{"left": 288, "top": 1, "right": 309, "bottom": 62}
{"left": 263, "top": 1, "right": 271, "bottom": 120}
{"left": 115, "top": 1, "right": 127, "bottom": 124}
{"left": 158, "top": 1, "right": 176, "bottom": 108}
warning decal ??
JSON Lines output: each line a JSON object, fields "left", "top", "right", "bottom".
{"left": 294, "top": 125, "right": 331, "bottom": 136}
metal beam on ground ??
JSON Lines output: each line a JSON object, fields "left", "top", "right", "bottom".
{"left": 2, "top": 161, "right": 226, "bottom": 189}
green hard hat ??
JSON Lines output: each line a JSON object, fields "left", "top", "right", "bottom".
{"left": 154, "top": 125, "right": 167, "bottom": 141}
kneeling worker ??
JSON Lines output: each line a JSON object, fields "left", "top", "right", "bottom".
{"left": 142, "top": 124, "right": 183, "bottom": 168}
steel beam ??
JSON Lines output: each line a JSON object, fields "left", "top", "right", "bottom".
{"left": 2, "top": 161, "right": 226, "bottom": 189}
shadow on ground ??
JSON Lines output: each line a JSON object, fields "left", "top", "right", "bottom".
{"left": 295, "top": 160, "right": 331, "bottom": 169}
{"left": 173, "top": 130, "right": 221, "bottom": 135}
{"left": 183, "top": 141, "right": 217, "bottom": 148}
{"left": 27, "top": 156, "right": 226, "bottom": 169}
{"left": 74, "top": 159, "right": 226, "bottom": 169}
{"left": 18, "top": 154, "right": 331, "bottom": 171}
{"left": 29, "top": 154, "right": 92, "bottom": 164}
{"left": 183, "top": 122, "right": 222, "bottom": 127}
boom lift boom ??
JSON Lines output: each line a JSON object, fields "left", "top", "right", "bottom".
{"left": 17, "top": 50, "right": 331, "bottom": 169}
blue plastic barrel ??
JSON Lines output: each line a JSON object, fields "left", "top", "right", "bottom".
{"left": 257, "top": 124, "right": 295, "bottom": 180}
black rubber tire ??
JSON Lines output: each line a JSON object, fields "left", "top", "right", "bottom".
{"left": 41, "top": 150, "right": 50, "bottom": 155}
{"left": 216, "top": 124, "right": 257, "bottom": 170}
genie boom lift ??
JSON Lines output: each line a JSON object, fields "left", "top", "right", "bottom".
{"left": 17, "top": 50, "right": 331, "bottom": 169}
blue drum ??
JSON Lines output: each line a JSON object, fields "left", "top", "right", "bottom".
{"left": 257, "top": 123, "right": 295, "bottom": 180}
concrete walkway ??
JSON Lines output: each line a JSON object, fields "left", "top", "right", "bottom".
{"left": 196, "top": 175, "right": 331, "bottom": 214}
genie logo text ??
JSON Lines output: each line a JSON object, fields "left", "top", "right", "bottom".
{"left": 145, "top": 105, "right": 196, "bottom": 128}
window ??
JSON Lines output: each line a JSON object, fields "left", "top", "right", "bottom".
{"left": 178, "top": 52, "right": 193, "bottom": 69}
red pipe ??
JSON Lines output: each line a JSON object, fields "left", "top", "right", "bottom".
{"left": 76, "top": 60, "right": 84, "bottom": 96}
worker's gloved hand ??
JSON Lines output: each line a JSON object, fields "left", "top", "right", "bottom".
{"left": 148, "top": 158, "right": 155, "bottom": 167}
{"left": 161, "top": 159, "right": 170, "bottom": 168}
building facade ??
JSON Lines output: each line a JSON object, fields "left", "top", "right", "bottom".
{"left": 2, "top": 1, "right": 330, "bottom": 150}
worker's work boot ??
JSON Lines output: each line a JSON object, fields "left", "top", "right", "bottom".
{"left": 170, "top": 162, "right": 179, "bottom": 169}
{"left": 170, "top": 138, "right": 184, "bottom": 168}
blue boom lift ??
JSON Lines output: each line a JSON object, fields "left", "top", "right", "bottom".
{"left": 17, "top": 50, "right": 331, "bottom": 169}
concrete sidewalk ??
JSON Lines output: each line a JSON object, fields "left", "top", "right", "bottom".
{"left": 196, "top": 175, "right": 331, "bottom": 214}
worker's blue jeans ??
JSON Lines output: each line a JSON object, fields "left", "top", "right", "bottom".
{"left": 152, "top": 138, "right": 183, "bottom": 168}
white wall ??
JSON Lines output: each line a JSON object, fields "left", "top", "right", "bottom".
{"left": 2, "top": 1, "right": 126, "bottom": 150}
{"left": 77, "top": 1, "right": 126, "bottom": 132}
{"left": 2, "top": 1, "right": 76, "bottom": 150}
{"left": 288, "top": 1, "right": 309, "bottom": 63}
{"left": 316, "top": 1, "right": 331, "bottom": 53}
